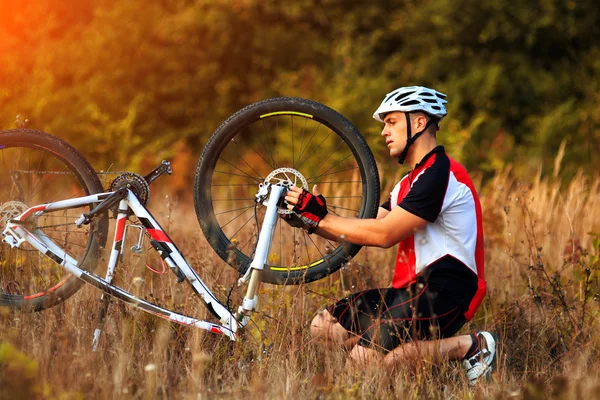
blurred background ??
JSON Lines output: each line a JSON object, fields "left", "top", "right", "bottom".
{"left": 1, "top": 2, "right": 600, "bottom": 398}
{"left": 1, "top": 0, "right": 599, "bottom": 192}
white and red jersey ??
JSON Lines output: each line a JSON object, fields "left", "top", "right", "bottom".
{"left": 381, "top": 146, "right": 486, "bottom": 320}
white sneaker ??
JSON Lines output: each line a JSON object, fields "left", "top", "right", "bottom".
{"left": 462, "top": 331, "right": 498, "bottom": 386}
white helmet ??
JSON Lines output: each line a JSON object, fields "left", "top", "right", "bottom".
{"left": 373, "top": 86, "right": 448, "bottom": 124}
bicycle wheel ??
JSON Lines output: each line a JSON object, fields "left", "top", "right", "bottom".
{"left": 0, "top": 129, "right": 108, "bottom": 311}
{"left": 194, "top": 98, "right": 380, "bottom": 284}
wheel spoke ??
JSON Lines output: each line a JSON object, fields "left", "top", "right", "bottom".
{"left": 233, "top": 132, "right": 276, "bottom": 171}
{"left": 310, "top": 138, "right": 348, "bottom": 179}
{"left": 256, "top": 121, "right": 278, "bottom": 168}
{"left": 219, "top": 205, "right": 254, "bottom": 229}
{"left": 295, "top": 128, "right": 334, "bottom": 171}
{"left": 217, "top": 157, "right": 263, "bottom": 183}
{"left": 215, "top": 205, "right": 255, "bottom": 216}
{"left": 295, "top": 122, "right": 322, "bottom": 169}
{"left": 214, "top": 170, "right": 262, "bottom": 181}
{"left": 310, "top": 165, "right": 360, "bottom": 179}
{"left": 328, "top": 205, "right": 361, "bottom": 214}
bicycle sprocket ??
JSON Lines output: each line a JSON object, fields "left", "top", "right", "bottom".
{"left": 108, "top": 172, "right": 150, "bottom": 206}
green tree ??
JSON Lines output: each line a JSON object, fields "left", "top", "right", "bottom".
{"left": 0, "top": 0, "right": 598, "bottom": 179}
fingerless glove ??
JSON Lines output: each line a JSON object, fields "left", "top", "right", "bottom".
{"left": 291, "top": 190, "right": 328, "bottom": 234}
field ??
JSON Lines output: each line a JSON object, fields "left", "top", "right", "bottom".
{"left": 1, "top": 166, "right": 599, "bottom": 399}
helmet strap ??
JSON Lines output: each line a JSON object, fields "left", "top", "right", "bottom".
{"left": 397, "top": 113, "right": 436, "bottom": 165}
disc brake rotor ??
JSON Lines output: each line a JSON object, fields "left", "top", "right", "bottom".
{"left": 0, "top": 201, "right": 32, "bottom": 228}
{"left": 263, "top": 168, "right": 308, "bottom": 215}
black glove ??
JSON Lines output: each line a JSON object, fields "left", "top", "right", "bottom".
{"left": 280, "top": 212, "right": 306, "bottom": 229}
{"left": 291, "top": 189, "right": 328, "bottom": 234}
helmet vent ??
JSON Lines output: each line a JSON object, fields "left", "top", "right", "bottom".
{"left": 384, "top": 90, "right": 400, "bottom": 103}
{"left": 394, "top": 92, "right": 414, "bottom": 102}
{"left": 400, "top": 100, "right": 420, "bottom": 106}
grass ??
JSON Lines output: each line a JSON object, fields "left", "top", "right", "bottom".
{"left": 1, "top": 167, "right": 600, "bottom": 399}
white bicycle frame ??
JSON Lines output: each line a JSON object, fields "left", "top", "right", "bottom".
{"left": 2, "top": 183, "right": 286, "bottom": 343}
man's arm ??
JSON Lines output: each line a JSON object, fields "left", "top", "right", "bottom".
{"left": 376, "top": 207, "right": 390, "bottom": 219}
{"left": 284, "top": 185, "right": 427, "bottom": 247}
{"left": 318, "top": 206, "right": 390, "bottom": 243}
{"left": 316, "top": 205, "right": 427, "bottom": 248}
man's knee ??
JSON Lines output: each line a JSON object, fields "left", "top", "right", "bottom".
{"left": 348, "top": 345, "right": 369, "bottom": 363}
{"left": 310, "top": 309, "right": 346, "bottom": 343}
{"left": 382, "top": 350, "right": 399, "bottom": 372}
{"left": 347, "top": 344, "right": 381, "bottom": 368}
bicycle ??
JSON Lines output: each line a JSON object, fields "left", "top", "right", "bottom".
{"left": 0, "top": 97, "right": 380, "bottom": 347}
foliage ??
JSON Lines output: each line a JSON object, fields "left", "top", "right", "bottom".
{"left": 0, "top": 0, "right": 598, "bottom": 178}
{"left": 0, "top": 341, "right": 45, "bottom": 398}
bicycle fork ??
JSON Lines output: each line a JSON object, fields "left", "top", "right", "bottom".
{"left": 236, "top": 184, "right": 285, "bottom": 326}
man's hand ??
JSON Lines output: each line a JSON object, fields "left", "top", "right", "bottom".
{"left": 279, "top": 212, "right": 305, "bottom": 228}
{"left": 282, "top": 185, "right": 328, "bottom": 234}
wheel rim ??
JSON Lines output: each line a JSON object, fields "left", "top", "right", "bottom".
{"left": 0, "top": 142, "right": 95, "bottom": 301}
{"left": 204, "top": 110, "right": 370, "bottom": 277}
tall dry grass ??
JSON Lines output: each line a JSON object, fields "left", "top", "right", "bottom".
{"left": 1, "top": 165, "right": 600, "bottom": 399}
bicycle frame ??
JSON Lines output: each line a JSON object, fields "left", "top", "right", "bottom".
{"left": 2, "top": 183, "right": 286, "bottom": 342}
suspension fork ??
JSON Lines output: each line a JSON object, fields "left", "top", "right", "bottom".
{"left": 237, "top": 184, "right": 285, "bottom": 325}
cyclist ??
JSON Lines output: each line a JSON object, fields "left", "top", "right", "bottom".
{"left": 283, "top": 86, "right": 497, "bottom": 385}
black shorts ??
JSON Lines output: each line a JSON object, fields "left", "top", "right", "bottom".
{"left": 327, "top": 278, "right": 471, "bottom": 353}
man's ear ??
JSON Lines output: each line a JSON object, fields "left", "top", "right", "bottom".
{"left": 415, "top": 114, "right": 428, "bottom": 130}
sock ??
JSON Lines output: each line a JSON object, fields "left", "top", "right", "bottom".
{"left": 463, "top": 332, "right": 480, "bottom": 360}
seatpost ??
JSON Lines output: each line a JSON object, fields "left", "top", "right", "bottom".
{"left": 237, "top": 184, "right": 285, "bottom": 324}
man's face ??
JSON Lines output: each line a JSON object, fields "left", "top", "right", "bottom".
{"left": 381, "top": 111, "right": 408, "bottom": 158}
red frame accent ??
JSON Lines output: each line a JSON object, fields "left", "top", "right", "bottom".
{"left": 23, "top": 276, "right": 71, "bottom": 300}
{"left": 114, "top": 216, "right": 127, "bottom": 242}
{"left": 18, "top": 205, "right": 47, "bottom": 221}
{"left": 147, "top": 228, "right": 171, "bottom": 243}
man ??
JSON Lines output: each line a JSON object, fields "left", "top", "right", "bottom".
{"left": 283, "top": 86, "right": 497, "bottom": 385}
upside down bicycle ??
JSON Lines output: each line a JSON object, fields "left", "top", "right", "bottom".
{"left": 0, "top": 97, "right": 380, "bottom": 346}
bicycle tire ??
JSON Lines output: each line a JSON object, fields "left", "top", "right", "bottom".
{"left": 0, "top": 129, "right": 108, "bottom": 311}
{"left": 194, "top": 97, "right": 380, "bottom": 284}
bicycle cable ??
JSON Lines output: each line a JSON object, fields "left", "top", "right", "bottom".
{"left": 36, "top": 222, "right": 84, "bottom": 229}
